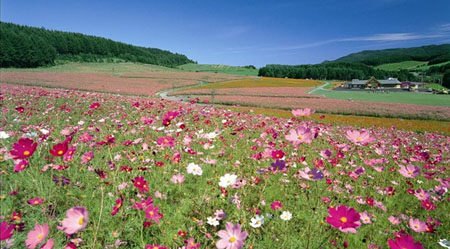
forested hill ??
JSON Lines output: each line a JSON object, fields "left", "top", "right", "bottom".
{"left": 0, "top": 22, "right": 195, "bottom": 68}
{"left": 330, "top": 44, "right": 450, "bottom": 66}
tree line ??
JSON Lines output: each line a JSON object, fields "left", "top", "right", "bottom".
{"left": 0, "top": 22, "right": 194, "bottom": 68}
{"left": 258, "top": 63, "right": 417, "bottom": 81}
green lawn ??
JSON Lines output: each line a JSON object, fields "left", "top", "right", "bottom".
{"left": 311, "top": 88, "right": 450, "bottom": 107}
{"left": 178, "top": 63, "right": 258, "bottom": 76}
{"left": 0, "top": 62, "right": 180, "bottom": 74}
{"left": 375, "top": 60, "right": 450, "bottom": 71}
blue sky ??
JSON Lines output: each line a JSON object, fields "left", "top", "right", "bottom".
{"left": 2, "top": 0, "right": 450, "bottom": 67}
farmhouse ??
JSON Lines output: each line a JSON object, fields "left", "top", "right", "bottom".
{"left": 346, "top": 77, "right": 401, "bottom": 89}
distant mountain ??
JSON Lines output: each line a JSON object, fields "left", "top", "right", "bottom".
{"left": 0, "top": 22, "right": 195, "bottom": 68}
{"left": 331, "top": 44, "right": 450, "bottom": 66}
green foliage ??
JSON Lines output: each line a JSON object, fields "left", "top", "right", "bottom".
{"left": 332, "top": 44, "right": 450, "bottom": 66}
{"left": 258, "top": 63, "right": 417, "bottom": 81}
{"left": 443, "top": 70, "right": 450, "bottom": 88}
{"left": 0, "top": 22, "right": 194, "bottom": 68}
{"left": 178, "top": 63, "right": 258, "bottom": 76}
{"left": 375, "top": 61, "right": 428, "bottom": 71}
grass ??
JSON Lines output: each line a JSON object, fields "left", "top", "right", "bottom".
{"left": 425, "top": 83, "right": 449, "bottom": 92}
{"left": 375, "top": 60, "right": 450, "bottom": 71}
{"left": 189, "top": 77, "right": 323, "bottom": 90}
{"left": 177, "top": 63, "right": 259, "bottom": 76}
{"left": 311, "top": 89, "right": 450, "bottom": 107}
{"left": 0, "top": 62, "right": 180, "bottom": 74}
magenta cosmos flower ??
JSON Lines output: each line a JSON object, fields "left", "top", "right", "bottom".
{"left": 133, "top": 176, "right": 149, "bottom": 192}
{"left": 10, "top": 138, "right": 38, "bottom": 159}
{"left": 398, "top": 164, "right": 420, "bottom": 178}
{"left": 157, "top": 136, "right": 175, "bottom": 148}
{"left": 292, "top": 108, "right": 315, "bottom": 117}
{"left": 216, "top": 222, "right": 248, "bottom": 249}
{"left": 326, "top": 205, "right": 361, "bottom": 233}
{"left": 58, "top": 206, "right": 88, "bottom": 235}
{"left": 345, "top": 130, "right": 373, "bottom": 145}
{"left": 25, "top": 223, "right": 49, "bottom": 248}
{"left": 0, "top": 221, "right": 15, "bottom": 240}
{"left": 285, "top": 126, "right": 313, "bottom": 146}
{"left": 49, "top": 141, "right": 69, "bottom": 157}
{"left": 388, "top": 234, "right": 423, "bottom": 249}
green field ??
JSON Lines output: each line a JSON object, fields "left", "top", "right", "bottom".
{"left": 0, "top": 62, "right": 180, "bottom": 74}
{"left": 311, "top": 87, "right": 450, "bottom": 107}
{"left": 178, "top": 63, "right": 258, "bottom": 76}
{"left": 375, "top": 60, "right": 450, "bottom": 71}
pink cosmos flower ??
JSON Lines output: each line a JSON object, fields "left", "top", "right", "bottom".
{"left": 157, "top": 136, "right": 175, "bottom": 148}
{"left": 388, "top": 216, "right": 400, "bottom": 225}
{"left": 27, "top": 198, "right": 44, "bottom": 205}
{"left": 414, "top": 189, "right": 430, "bottom": 201}
{"left": 131, "top": 196, "right": 153, "bottom": 210}
{"left": 326, "top": 205, "right": 361, "bottom": 233}
{"left": 0, "top": 221, "right": 14, "bottom": 240}
{"left": 345, "top": 130, "right": 374, "bottom": 145}
{"left": 359, "top": 211, "right": 372, "bottom": 224}
{"left": 25, "top": 223, "right": 49, "bottom": 248}
{"left": 285, "top": 127, "right": 313, "bottom": 146}
{"left": 80, "top": 151, "right": 94, "bottom": 164}
{"left": 145, "top": 245, "right": 167, "bottom": 249}
{"left": 14, "top": 159, "right": 29, "bottom": 172}
{"left": 270, "top": 201, "right": 282, "bottom": 211}
{"left": 292, "top": 108, "right": 315, "bottom": 117}
{"left": 398, "top": 165, "right": 420, "bottom": 178}
{"left": 171, "top": 173, "right": 185, "bottom": 184}
{"left": 145, "top": 204, "right": 163, "bottom": 224}
{"left": 409, "top": 218, "right": 426, "bottom": 233}
{"left": 41, "top": 239, "right": 54, "bottom": 249}
{"left": 388, "top": 234, "right": 423, "bottom": 249}
{"left": 216, "top": 222, "right": 248, "bottom": 249}
{"left": 58, "top": 206, "right": 88, "bottom": 235}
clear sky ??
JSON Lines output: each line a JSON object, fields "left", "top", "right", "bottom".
{"left": 2, "top": 0, "right": 450, "bottom": 67}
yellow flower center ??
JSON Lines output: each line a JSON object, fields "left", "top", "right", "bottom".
{"left": 340, "top": 217, "right": 347, "bottom": 223}
{"left": 229, "top": 236, "right": 236, "bottom": 243}
{"left": 58, "top": 150, "right": 64, "bottom": 155}
{"left": 298, "top": 135, "right": 303, "bottom": 140}
{"left": 24, "top": 151, "right": 30, "bottom": 156}
{"left": 38, "top": 233, "right": 43, "bottom": 239}
{"left": 164, "top": 139, "right": 168, "bottom": 143}
{"left": 78, "top": 217, "right": 84, "bottom": 225}
{"left": 34, "top": 200, "right": 39, "bottom": 204}
{"left": 308, "top": 174, "right": 313, "bottom": 178}
{"left": 356, "top": 137, "right": 362, "bottom": 141}
{"left": 149, "top": 211, "right": 154, "bottom": 216}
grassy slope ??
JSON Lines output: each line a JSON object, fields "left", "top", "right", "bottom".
{"left": 311, "top": 89, "right": 450, "bottom": 107}
{"left": 178, "top": 63, "right": 258, "bottom": 76}
{"left": 190, "top": 78, "right": 322, "bottom": 89}
{"left": 0, "top": 62, "right": 181, "bottom": 74}
{"left": 375, "top": 60, "right": 450, "bottom": 71}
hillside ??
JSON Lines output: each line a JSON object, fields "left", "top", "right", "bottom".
{"left": 332, "top": 44, "right": 450, "bottom": 66}
{"left": 0, "top": 22, "right": 194, "bottom": 68}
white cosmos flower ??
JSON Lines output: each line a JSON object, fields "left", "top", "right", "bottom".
{"left": 0, "top": 131, "right": 10, "bottom": 139}
{"left": 187, "top": 163, "right": 203, "bottom": 176}
{"left": 207, "top": 217, "right": 219, "bottom": 226}
{"left": 40, "top": 129, "right": 50, "bottom": 135}
{"left": 250, "top": 215, "right": 264, "bottom": 228}
{"left": 219, "top": 174, "right": 237, "bottom": 188}
{"left": 280, "top": 211, "right": 292, "bottom": 221}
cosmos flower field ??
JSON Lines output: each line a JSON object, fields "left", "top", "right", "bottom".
{"left": 0, "top": 84, "right": 449, "bottom": 249}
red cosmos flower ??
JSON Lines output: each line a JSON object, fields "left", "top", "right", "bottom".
{"left": 326, "top": 205, "right": 361, "bottom": 233}
{"left": 388, "top": 234, "right": 423, "bottom": 249}
{"left": 366, "top": 197, "right": 374, "bottom": 206}
{"left": 90, "top": 102, "right": 100, "bottom": 109}
{"left": 271, "top": 150, "right": 285, "bottom": 160}
{"left": 15, "top": 106, "right": 25, "bottom": 113}
{"left": 49, "top": 141, "right": 69, "bottom": 157}
{"left": 0, "top": 221, "right": 15, "bottom": 240}
{"left": 421, "top": 199, "right": 436, "bottom": 210}
{"left": 10, "top": 138, "right": 38, "bottom": 159}
{"left": 133, "top": 176, "right": 149, "bottom": 193}
{"left": 27, "top": 197, "right": 44, "bottom": 205}
{"left": 162, "top": 118, "right": 171, "bottom": 126}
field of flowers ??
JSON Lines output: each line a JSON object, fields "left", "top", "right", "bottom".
{"left": 1, "top": 83, "right": 448, "bottom": 249}
{"left": 0, "top": 72, "right": 243, "bottom": 97}
{"left": 193, "top": 95, "right": 450, "bottom": 121}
